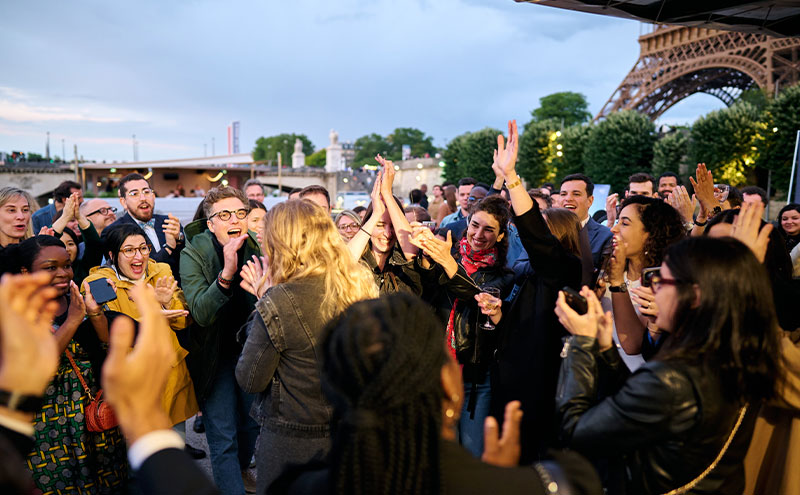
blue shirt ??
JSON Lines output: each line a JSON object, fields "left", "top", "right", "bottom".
{"left": 439, "top": 209, "right": 466, "bottom": 230}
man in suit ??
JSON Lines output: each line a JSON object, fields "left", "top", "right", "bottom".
{"left": 110, "top": 173, "right": 184, "bottom": 276}
{"left": 559, "top": 174, "right": 613, "bottom": 287}
{"left": 31, "top": 180, "right": 83, "bottom": 232}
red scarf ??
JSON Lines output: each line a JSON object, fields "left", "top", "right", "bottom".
{"left": 458, "top": 237, "right": 498, "bottom": 277}
{"left": 446, "top": 238, "right": 499, "bottom": 364}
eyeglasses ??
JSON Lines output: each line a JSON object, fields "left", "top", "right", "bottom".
{"left": 87, "top": 206, "right": 118, "bottom": 216}
{"left": 119, "top": 244, "right": 151, "bottom": 258}
{"left": 210, "top": 208, "right": 249, "bottom": 221}
{"left": 338, "top": 223, "right": 360, "bottom": 232}
{"left": 126, "top": 188, "right": 154, "bottom": 198}
{"left": 642, "top": 268, "right": 681, "bottom": 292}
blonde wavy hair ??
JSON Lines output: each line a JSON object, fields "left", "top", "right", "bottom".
{"left": 261, "top": 199, "right": 378, "bottom": 320}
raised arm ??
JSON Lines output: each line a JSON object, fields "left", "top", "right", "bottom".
{"left": 376, "top": 154, "right": 418, "bottom": 260}
{"left": 347, "top": 170, "right": 385, "bottom": 261}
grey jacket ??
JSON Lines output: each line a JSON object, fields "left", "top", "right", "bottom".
{"left": 235, "top": 275, "right": 332, "bottom": 438}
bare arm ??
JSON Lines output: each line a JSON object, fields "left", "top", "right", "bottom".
{"left": 376, "top": 154, "right": 418, "bottom": 260}
{"left": 347, "top": 171, "right": 384, "bottom": 261}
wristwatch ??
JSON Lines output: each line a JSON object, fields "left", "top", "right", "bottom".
{"left": 0, "top": 389, "right": 44, "bottom": 413}
{"left": 609, "top": 283, "right": 628, "bottom": 293}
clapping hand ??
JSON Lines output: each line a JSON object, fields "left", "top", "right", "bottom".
{"left": 605, "top": 193, "right": 619, "bottom": 227}
{"left": 482, "top": 400, "right": 522, "bottom": 467}
{"left": 554, "top": 286, "right": 613, "bottom": 351}
{"left": 240, "top": 255, "right": 272, "bottom": 298}
{"left": 162, "top": 214, "right": 182, "bottom": 249}
{"left": 492, "top": 120, "right": 519, "bottom": 180}
{"left": 102, "top": 283, "right": 174, "bottom": 444}
{"left": 221, "top": 234, "right": 249, "bottom": 280}
{"left": 0, "top": 272, "right": 60, "bottom": 398}
{"left": 153, "top": 275, "right": 178, "bottom": 307}
{"left": 730, "top": 200, "right": 772, "bottom": 263}
{"left": 689, "top": 163, "right": 719, "bottom": 213}
{"left": 666, "top": 185, "right": 694, "bottom": 225}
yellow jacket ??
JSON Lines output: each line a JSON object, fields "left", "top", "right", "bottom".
{"left": 84, "top": 260, "right": 199, "bottom": 425}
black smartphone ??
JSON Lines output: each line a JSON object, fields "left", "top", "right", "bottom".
{"left": 561, "top": 286, "right": 588, "bottom": 315}
{"left": 87, "top": 278, "right": 117, "bottom": 305}
{"left": 641, "top": 267, "right": 660, "bottom": 288}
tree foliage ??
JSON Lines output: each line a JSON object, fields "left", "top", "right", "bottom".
{"left": 553, "top": 124, "right": 592, "bottom": 184}
{"left": 387, "top": 127, "right": 437, "bottom": 160}
{"left": 583, "top": 110, "right": 656, "bottom": 194}
{"left": 531, "top": 92, "right": 592, "bottom": 127}
{"left": 306, "top": 149, "right": 327, "bottom": 167}
{"left": 652, "top": 131, "right": 688, "bottom": 178}
{"left": 253, "top": 134, "right": 315, "bottom": 164}
{"left": 517, "top": 119, "right": 559, "bottom": 187}
{"left": 442, "top": 128, "right": 502, "bottom": 185}
{"left": 757, "top": 82, "right": 800, "bottom": 192}
{"left": 689, "top": 102, "right": 764, "bottom": 186}
{"left": 353, "top": 133, "right": 392, "bottom": 165}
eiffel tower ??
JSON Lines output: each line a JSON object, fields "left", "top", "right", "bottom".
{"left": 596, "top": 24, "right": 800, "bottom": 121}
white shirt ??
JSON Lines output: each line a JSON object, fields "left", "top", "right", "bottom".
{"left": 137, "top": 220, "right": 162, "bottom": 251}
{"left": 601, "top": 272, "right": 647, "bottom": 372}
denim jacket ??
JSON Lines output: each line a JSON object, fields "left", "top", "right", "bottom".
{"left": 235, "top": 275, "right": 332, "bottom": 438}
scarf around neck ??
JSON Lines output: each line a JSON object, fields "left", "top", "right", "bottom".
{"left": 458, "top": 237, "right": 498, "bottom": 276}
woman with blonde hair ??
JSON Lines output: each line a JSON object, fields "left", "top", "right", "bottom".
{"left": 236, "top": 198, "right": 378, "bottom": 494}
{"left": 0, "top": 187, "right": 34, "bottom": 248}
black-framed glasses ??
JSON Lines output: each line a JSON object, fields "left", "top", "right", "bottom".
{"left": 87, "top": 206, "right": 118, "bottom": 216}
{"left": 119, "top": 244, "right": 151, "bottom": 258}
{"left": 210, "top": 208, "right": 249, "bottom": 222}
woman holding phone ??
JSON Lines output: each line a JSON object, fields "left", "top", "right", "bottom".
{"left": 83, "top": 223, "right": 198, "bottom": 430}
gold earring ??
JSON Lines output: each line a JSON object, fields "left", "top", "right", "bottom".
{"left": 445, "top": 408, "right": 456, "bottom": 418}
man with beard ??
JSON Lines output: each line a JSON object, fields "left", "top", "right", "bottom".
{"left": 110, "top": 173, "right": 184, "bottom": 277}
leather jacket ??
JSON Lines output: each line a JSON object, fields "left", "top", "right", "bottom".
{"left": 556, "top": 335, "right": 756, "bottom": 495}
{"left": 438, "top": 263, "right": 513, "bottom": 366}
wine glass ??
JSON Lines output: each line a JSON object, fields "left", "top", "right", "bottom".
{"left": 479, "top": 286, "right": 501, "bottom": 331}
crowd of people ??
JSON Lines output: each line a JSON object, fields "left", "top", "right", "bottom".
{"left": 0, "top": 118, "right": 799, "bottom": 495}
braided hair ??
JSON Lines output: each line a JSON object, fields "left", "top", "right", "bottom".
{"left": 321, "top": 293, "right": 448, "bottom": 495}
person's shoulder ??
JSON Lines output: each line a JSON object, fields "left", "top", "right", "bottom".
{"left": 110, "top": 212, "right": 133, "bottom": 226}
{"left": 586, "top": 217, "right": 612, "bottom": 237}
{"left": 31, "top": 204, "right": 53, "bottom": 218}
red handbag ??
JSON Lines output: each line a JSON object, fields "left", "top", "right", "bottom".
{"left": 65, "top": 350, "right": 119, "bottom": 432}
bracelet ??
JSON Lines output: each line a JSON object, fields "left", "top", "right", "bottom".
{"left": 693, "top": 217, "right": 708, "bottom": 227}
{"left": 505, "top": 177, "right": 522, "bottom": 189}
{"left": 359, "top": 227, "right": 371, "bottom": 236}
{"left": 218, "top": 273, "right": 233, "bottom": 286}
{"left": 86, "top": 311, "right": 103, "bottom": 318}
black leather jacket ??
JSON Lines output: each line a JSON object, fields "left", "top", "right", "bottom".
{"left": 437, "top": 263, "right": 513, "bottom": 366}
{"left": 556, "top": 335, "right": 757, "bottom": 495}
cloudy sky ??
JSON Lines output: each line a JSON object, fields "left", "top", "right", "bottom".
{"left": 0, "top": 0, "right": 723, "bottom": 163}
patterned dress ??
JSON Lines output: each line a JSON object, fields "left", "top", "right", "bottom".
{"left": 27, "top": 339, "right": 128, "bottom": 494}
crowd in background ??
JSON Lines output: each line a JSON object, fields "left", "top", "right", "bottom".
{"left": 0, "top": 119, "right": 799, "bottom": 495}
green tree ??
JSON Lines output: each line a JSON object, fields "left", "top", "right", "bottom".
{"left": 387, "top": 127, "right": 437, "bottom": 160}
{"left": 306, "top": 149, "right": 326, "bottom": 167}
{"left": 353, "top": 133, "right": 392, "bottom": 165}
{"left": 531, "top": 92, "right": 592, "bottom": 127}
{"left": 442, "top": 128, "right": 501, "bottom": 184}
{"left": 757, "top": 83, "right": 800, "bottom": 192}
{"left": 652, "top": 131, "right": 688, "bottom": 178}
{"left": 27, "top": 152, "right": 44, "bottom": 161}
{"left": 252, "top": 134, "right": 315, "bottom": 164}
{"left": 584, "top": 110, "right": 656, "bottom": 194}
{"left": 517, "top": 119, "right": 559, "bottom": 187}
{"left": 553, "top": 124, "right": 592, "bottom": 184}
{"left": 689, "top": 102, "right": 764, "bottom": 186}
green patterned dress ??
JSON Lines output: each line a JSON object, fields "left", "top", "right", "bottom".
{"left": 27, "top": 339, "right": 129, "bottom": 494}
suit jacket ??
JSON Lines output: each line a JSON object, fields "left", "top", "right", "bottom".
{"left": 583, "top": 217, "right": 613, "bottom": 271}
{"left": 110, "top": 212, "right": 184, "bottom": 277}
{"left": 137, "top": 448, "right": 218, "bottom": 495}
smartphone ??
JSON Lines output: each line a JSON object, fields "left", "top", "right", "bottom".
{"left": 421, "top": 221, "right": 436, "bottom": 231}
{"left": 641, "top": 267, "right": 660, "bottom": 288}
{"left": 87, "top": 278, "right": 117, "bottom": 305}
{"left": 561, "top": 286, "right": 588, "bottom": 315}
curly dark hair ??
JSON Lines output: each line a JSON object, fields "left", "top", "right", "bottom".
{"left": 619, "top": 195, "right": 686, "bottom": 270}
{"left": 468, "top": 195, "right": 511, "bottom": 268}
